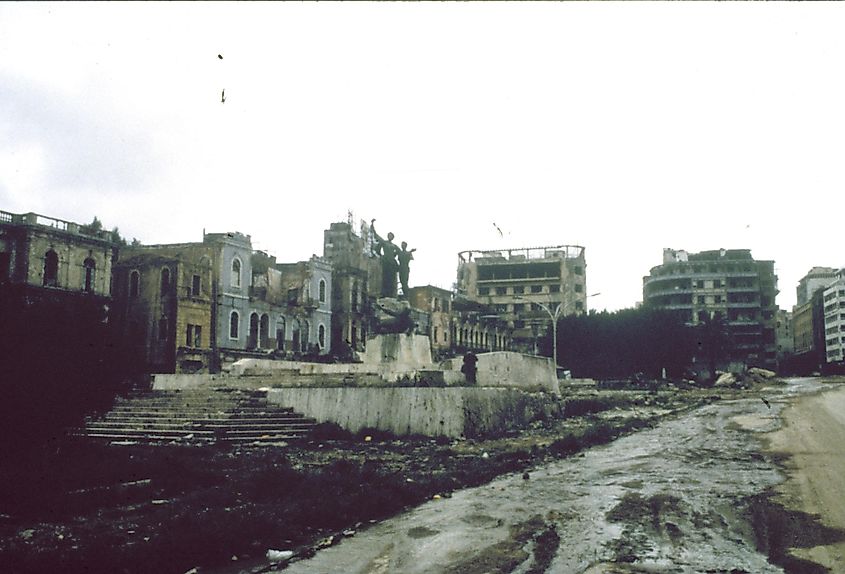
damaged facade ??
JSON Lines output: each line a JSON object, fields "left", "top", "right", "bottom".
{"left": 322, "top": 220, "right": 377, "bottom": 355}
{"left": 0, "top": 211, "right": 115, "bottom": 299}
{"left": 643, "top": 248, "right": 779, "bottom": 370}
{"left": 455, "top": 245, "right": 588, "bottom": 353}
{"left": 113, "top": 232, "right": 332, "bottom": 374}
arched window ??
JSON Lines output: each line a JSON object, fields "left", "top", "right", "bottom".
{"left": 318, "top": 324, "right": 326, "bottom": 349}
{"left": 83, "top": 257, "right": 96, "bottom": 292}
{"left": 43, "top": 250, "right": 59, "bottom": 287}
{"left": 248, "top": 312, "right": 259, "bottom": 350}
{"left": 229, "top": 311, "right": 239, "bottom": 339}
{"left": 129, "top": 270, "right": 140, "bottom": 297}
{"left": 231, "top": 258, "right": 242, "bottom": 288}
{"left": 319, "top": 279, "right": 326, "bottom": 303}
{"left": 160, "top": 267, "right": 171, "bottom": 295}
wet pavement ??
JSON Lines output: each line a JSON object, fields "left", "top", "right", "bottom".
{"left": 280, "top": 378, "right": 826, "bottom": 574}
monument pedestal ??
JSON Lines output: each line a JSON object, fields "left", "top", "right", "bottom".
{"left": 360, "top": 333, "right": 433, "bottom": 369}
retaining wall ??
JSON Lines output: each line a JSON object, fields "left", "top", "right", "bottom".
{"left": 266, "top": 386, "right": 562, "bottom": 438}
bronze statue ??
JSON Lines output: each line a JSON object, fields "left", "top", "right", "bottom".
{"left": 370, "top": 219, "right": 400, "bottom": 298}
{"left": 397, "top": 241, "right": 416, "bottom": 297}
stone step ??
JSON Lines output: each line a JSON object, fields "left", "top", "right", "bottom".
{"left": 99, "top": 413, "right": 314, "bottom": 426}
{"left": 79, "top": 389, "right": 314, "bottom": 445}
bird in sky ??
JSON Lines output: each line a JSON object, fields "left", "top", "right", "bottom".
{"left": 493, "top": 222, "right": 504, "bottom": 237}
{"left": 221, "top": 89, "right": 226, "bottom": 103}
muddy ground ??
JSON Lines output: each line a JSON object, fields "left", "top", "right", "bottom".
{"left": 0, "top": 380, "right": 835, "bottom": 574}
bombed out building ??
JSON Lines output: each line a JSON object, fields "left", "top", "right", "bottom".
{"left": 455, "top": 245, "right": 588, "bottom": 354}
{"left": 643, "top": 248, "right": 779, "bottom": 371}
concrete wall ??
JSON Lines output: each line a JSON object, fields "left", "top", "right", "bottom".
{"left": 443, "top": 351, "right": 559, "bottom": 395}
{"left": 267, "top": 387, "right": 562, "bottom": 438}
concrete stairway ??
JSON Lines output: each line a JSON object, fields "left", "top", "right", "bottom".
{"left": 77, "top": 388, "right": 316, "bottom": 444}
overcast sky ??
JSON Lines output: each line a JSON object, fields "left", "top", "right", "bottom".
{"left": 2, "top": 2, "right": 843, "bottom": 312}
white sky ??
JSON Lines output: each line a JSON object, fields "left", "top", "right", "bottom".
{"left": 2, "top": 2, "right": 843, "bottom": 312}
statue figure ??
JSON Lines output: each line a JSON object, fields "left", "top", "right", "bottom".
{"left": 370, "top": 219, "right": 400, "bottom": 298}
{"left": 372, "top": 298, "right": 416, "bottom": 335}
{"left": 397, "top": 241, "right": 416, "bottom": 297}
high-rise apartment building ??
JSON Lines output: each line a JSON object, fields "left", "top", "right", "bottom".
{"left": 455, "top": 245, "right": 588, "bottom": 353}
{"left": 642, "top": 248, "right": 778, "bottom": 369}
{"left": 822, "top": 272, "right": 845, "bottom": 365}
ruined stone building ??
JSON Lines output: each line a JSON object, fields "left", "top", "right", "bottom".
{"left": 322, "top": 220, "right": 379, "bottom": 354}
{"left": 455, "top": 245, "right": 588, "bottom": 354}
{"left": 643, "top": 248, "right": 779, "bottom": 369}
{"left": 273, "top": 255, "right": 333, "bottom": 356}
{"left": 450, "top": 295, "right": 513, "bottom": 355}
{"left": 406, "top": 285, "right": 453, "bottom": 358}
{"left": 112, "top": 248, "right": 215, "bottom": 373}
{"left": 113, "top": 232, "right": 332, "bottom": 373}
{"left": 0, "top": 211, "right": 115, "bottom": 299}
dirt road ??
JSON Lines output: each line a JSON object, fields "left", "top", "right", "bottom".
{"left": 281, "top": 378, "right": 838, "bottom": 574}
{"left": 765, "top": 382, "right": 845, "bottom": 572}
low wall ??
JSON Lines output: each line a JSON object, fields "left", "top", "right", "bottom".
{"left": 443, "top": 352, "right": 559, "bottom": 395}
{"left": 267, "top": 387, "right": 562, "bottom": 438}
{"left": 152, "top": 373, "right": 229, "bottom": 390}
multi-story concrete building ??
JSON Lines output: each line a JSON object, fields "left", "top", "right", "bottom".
{"left": 797, "top": 267, "right": 838, "bottom": 307}
{"left": 823, "top": 272, "right": 845, "bottom": 366}
{"left": 455, "top": 245, "right": 588, "bottom": 353}
{"left": 642, "top": 248, "right": 779, "bottom": 369}
{"left": 790, "top": 267, "right": 838, "bottom": 374}
{"left": 775, "top": 308, "right": 794, "bottom": 367}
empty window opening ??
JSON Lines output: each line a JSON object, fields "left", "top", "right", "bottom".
{"left": 160, "top": 267, "right": 171, "bottom": 295}
{"left": 186, "top": 324, "right": 202, "bottom": 347}
{"left": 43, "top": 250, "right": 59, "bottom": 287}
{"left": 129, "top": 270, "right": 140, "bottom": 297}
{"left": 83, "top": 257, "right": 96, "bottom": 292}
{"left": 229, "top": 311, "right": 239, "bottom": 339}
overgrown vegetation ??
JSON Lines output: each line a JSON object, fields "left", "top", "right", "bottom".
{"left": 539, "top": 307, "right": 696, "bottom": 380}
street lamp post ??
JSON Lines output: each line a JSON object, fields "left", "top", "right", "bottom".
{"left": 519, "top": 292, "right": 601, "bottom": 373}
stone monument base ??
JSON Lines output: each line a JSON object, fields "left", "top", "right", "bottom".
{"left": 360, "top": 333, "right": 433, "bottom": 368}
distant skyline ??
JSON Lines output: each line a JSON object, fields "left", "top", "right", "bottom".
{"left": 2, "top": 2, "right": 843, "bottom": 312}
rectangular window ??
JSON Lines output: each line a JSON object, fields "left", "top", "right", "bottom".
{"left": 186, "top": 324, "right": 202, "bottom": 347}
{"left": 433, "top": 327, "right": 439, "bottom": 343}
{"left": 513, "top": 303, "right": 525, "bottom": 312}
{"left": 698, "top": 296, "right": 705, "bottom": 304}
{"left": 574, "top": 266, "right": 583, "bottom": 275}
{"left": 531, "top": 285, "right": 542, "bottom": 293}
{"left": 478, "top": 287, "right": 490, "bottom": 296}
{"left": 549, "top": 285, "right": 560, "bottom": 293}
{"left": 513, "top": 286, "right": 525, "bottom": 294}
{"left": 496, "top": 287, "right": 507, "bottom": 295}
{"left": 575, "top": 284, "right": 583, "bottom": 293}
{"left": 192, "top": 275, "right": 201, "bottom": 296}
